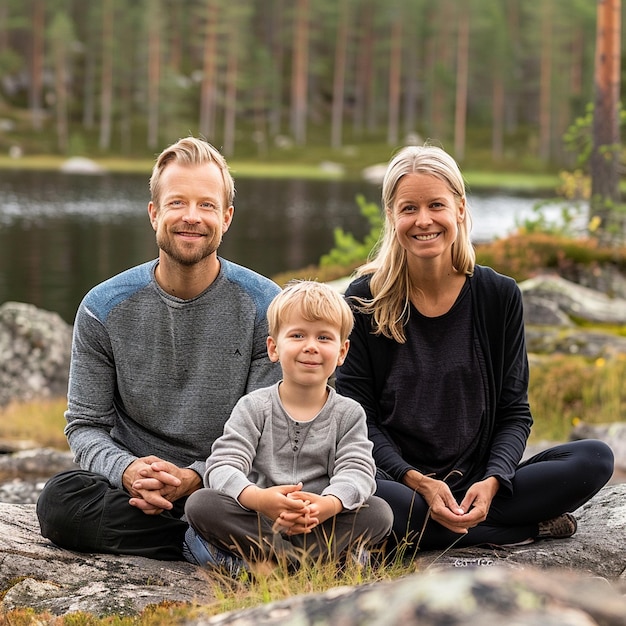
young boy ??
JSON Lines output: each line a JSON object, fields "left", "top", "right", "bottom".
{"left": 183, "top": 280, "right": 393, "bottom": 573}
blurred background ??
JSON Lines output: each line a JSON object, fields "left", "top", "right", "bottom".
{"left": 0, "top": 0, "right": 623, "bottom": 322}
{"left": 0, "top": 0, "right": 616, "bottom": 167}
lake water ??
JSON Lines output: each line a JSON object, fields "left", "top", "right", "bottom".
{"left": 0, "top": 170, "right": 558, "bottom": 323}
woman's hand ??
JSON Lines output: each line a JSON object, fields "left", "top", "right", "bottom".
{"left": 458, "top": 477, "right": 500, "bottom": 526}
{"left": 403, "top": 470, "right": 500, "bottom": 533}
{"left": 403, "top": 469, "right": 468, "bottom": 533}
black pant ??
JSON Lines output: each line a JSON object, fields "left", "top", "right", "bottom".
{"left": 36, "top": 469, "right": 188, "bottom": 560}
{"left": 376, "top": 439, "right": 614, "bottom": 553}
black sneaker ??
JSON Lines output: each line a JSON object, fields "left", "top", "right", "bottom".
{"left": 182, "top": 526, "right": 247, "bottom": 577}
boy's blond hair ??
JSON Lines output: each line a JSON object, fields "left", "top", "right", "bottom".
{"left": 268, "top": 280, "right": 354, "bottom": 342}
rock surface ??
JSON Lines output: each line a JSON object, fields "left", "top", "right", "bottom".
{"left": 192, "top": 568, "right": 626, "bottom": 626}
{"left": 0, "top": 484, "right": 624, "bottom": 619}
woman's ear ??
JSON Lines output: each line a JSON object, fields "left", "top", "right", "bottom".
{"left": 457, "top": 196, "right": 466, "bottom": 223}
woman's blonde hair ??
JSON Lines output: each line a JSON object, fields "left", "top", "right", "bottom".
{"left": 149, "top": 136, "right": 235, "bottom": 210}
{"left": 354, "top": 144, "right": 475, "bottom": 343}
{"left": 268, "top": 280, "right": 354, "bottom": 343}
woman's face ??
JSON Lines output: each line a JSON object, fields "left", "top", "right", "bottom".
{"left": 388, "top": 172, "right": 465, "bottom": 263}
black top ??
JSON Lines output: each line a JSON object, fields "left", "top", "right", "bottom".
{"left": 335, "top": 265, "right": 533, "bottom": 495}
{"left": 381, "top": 280, "right": 485, "bottom": 489}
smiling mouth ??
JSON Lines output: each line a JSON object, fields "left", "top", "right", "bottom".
{"left": 413, "top": 233, "right": 440, "bottom": 241}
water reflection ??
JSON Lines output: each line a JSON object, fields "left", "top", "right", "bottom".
{"left": 1, "top": 170, "right": 568, "bottom": 324}
{"left": 0, "top": 171, "right": 377, "bottom": 322}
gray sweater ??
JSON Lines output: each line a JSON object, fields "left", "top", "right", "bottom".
{"left": 64, "top": 258, "right": 281, "bottom": 489}
{"left": 205, "top": 382, "right": 376, "bottom": 510}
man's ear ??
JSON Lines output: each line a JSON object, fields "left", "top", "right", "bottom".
{"left": 222, "top": 205, "right": 234, "bottom": 233}
{"left": 148, "top": 202, "right": 158, "bottom": 231}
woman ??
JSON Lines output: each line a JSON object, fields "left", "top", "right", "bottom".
{"left": 335, "top": 145, "right": 614, "bottom": 552}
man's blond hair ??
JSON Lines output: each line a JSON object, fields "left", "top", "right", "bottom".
{"left": 149, "top": 137, "right": 235, "bottom": 210}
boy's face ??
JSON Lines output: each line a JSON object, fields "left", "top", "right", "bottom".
{"left": 266, "top": 312, "right": 349, "bottom": 389}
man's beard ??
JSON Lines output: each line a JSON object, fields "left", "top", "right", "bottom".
{"left": 156, "top": 230, "right": 222, "bottom": 266}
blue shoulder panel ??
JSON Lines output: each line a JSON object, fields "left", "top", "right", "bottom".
{"left": 82, "top": 260, "right": 156, "bottom": 322}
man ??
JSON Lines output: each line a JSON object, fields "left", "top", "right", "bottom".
{"left": 36, "top": 137, "right": 281, "bottom": 561}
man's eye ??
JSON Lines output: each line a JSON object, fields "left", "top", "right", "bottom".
{"left": 200, "top": 202, "right": 216, "bottom": 210}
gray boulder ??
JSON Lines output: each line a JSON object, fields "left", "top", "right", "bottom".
{"left": 0, "top": 302, "right": 72, "bottom": 407}
{"left": 518, "top": 273, "right": 626, "bottom": 357}
{"left": 520, "top": 273, "right": 626, "bottom": 325}
{"left": 0, "top": 484, "right": 624, "bottom": 619}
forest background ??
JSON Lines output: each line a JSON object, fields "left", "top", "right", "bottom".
{"left": 0, "top": 0, "right": 623, "bottom": 178}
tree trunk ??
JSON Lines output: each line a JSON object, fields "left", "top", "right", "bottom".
{"left": 290, "top": 0, "right": 309, "bottom": 145}
{"left": 386, "top": 9, "right": 402, "bottom": 146}
{"left": 82, "top": 12, "right": 96, "bottom": 131}
{"left": 591, "top": 0, "right": 623, "bottom": 244}
{"left": 199, "top": 0, "right": 218, "bottom": 140}
{"left": 538, "top": 0, "right": 553, "bottom": 162}
{"left": 0, "top": 0, "right": 8, "bottom": 56}
{"left": 353, "top": 3, "right": 374, "bottom": 135}
{"left": 331, "top": 0, "right": 349, "bottom": 150}
{"left": 146, "top": 2, "right": 161, "bottom": 150}
{"left": 29, "top": 0, "right": 45, "bottom": 131}
{"left": 223, "top": 15, "right": 239, "bottom": 157}
{"left": 50, "top": 13, "right": 70, "bottom": 154}
{"left": 453, "top": 3, "right": 469, "bottom": 161}
{"left": 98, "top": 0, "right": 114, "bottom": 150}
{"left": 491, "top": 74, "right": 504, "bottom": 161}
{"left": 269, "top": 0, "right": 285, "bottom": 138}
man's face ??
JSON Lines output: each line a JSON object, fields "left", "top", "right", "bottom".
{"left": 148, "top": 162, "right": 233, "bottom": 266}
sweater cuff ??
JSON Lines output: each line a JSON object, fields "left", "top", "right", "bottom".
{"left": 322, "top": 484, "right": 365, "bottom": 511}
